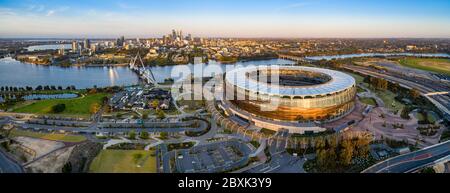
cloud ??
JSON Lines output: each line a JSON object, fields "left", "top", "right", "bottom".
{"left": 26, "top": 4, "right": 45, "bottom": 12}
{"left": 0, "top": 8, "right": 17, "bottom": 16}
{"left": 36, "top": 5, "right": 45, "bottom": 12}
{"left": 46, "top": 10, "right": 55, "bottom": 16}
{"left": 45, "top": 6, "right": 69, "bottom": 17}
{"left": 275, "top": 1, "right": 313, "bottom": 12}
{"left": 117, "top": 2, "right": 136, "bottom": 9}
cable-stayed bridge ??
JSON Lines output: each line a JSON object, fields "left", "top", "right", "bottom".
{"left": 129, "top": 53, "right": 157, "bottom": 85}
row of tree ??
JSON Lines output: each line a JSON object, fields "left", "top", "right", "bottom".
{"left": 314, "top": 133, "right": 371, "bottom": 172}
{"left": 365, "top": 76, "right": 389, "bottom": 90}
{"left": 0, "top": 85, "right": 77, "bottom": 92}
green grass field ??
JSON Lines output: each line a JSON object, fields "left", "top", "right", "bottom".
{"left": 89, "top": 150, "right": 156, "bottom": 173}
{"left": 347, "top": 72, "right": 365, "bottom": 84}
{"left": 359, "top": 97, "right": 377, "bottom": 106}
{"left": 356, "top": 87, "right": 366, "bottom": 93}
{"left": 399, "top": 58, "right": 450, "bottom": 75}
{"left": 414, "top": 111, "right": 438, "bottom": 123}
{"left": 12, "top": 93, "right": 108, "bottom": 117}
{"left": 373, "top": 89, "right": 404, "bottom": 113}
{"left": 9, "top": 129, "right": 86, "bottom": 142}
{"left": 415, "top": 112, "right": 426, "bottom": 121}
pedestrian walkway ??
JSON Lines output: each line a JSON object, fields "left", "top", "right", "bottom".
{"left": 103, "top": 137, "right": 131, "bottom": 149}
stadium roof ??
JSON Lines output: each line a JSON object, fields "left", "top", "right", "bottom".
{"left": 225, "top": 66, "right": 356, "bottom": 97}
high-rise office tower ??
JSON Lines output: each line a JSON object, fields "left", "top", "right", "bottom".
{"left": 116, "top": 36, "right": 125, "bottom": 47}
{"left": 71, "top": 41, "right": 78, "bottom": 52}
{"left": 83, "top": 39, "right": 90, "bottom": 50}
{"left": 172, "top": 29, "right": 177, "bottom": 40}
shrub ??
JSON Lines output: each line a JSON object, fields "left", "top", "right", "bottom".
{"left": 51, "top": 104, "right": 66, "bottom": 113}
{"left": 140, "top": 131, "right": 149, "bottom": 139}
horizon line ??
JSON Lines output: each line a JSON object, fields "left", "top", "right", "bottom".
{"left": 1, "top": 36, "right": 450, "bottom": 40}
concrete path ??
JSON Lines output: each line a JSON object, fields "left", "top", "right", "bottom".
{"left": 144, "top": 137, "right": 164, "bottom": 150}
{"left": 103, "top": 137, "right": 131, "bottom": 149}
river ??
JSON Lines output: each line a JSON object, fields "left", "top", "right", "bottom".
{"left": 0, "top": 57, "right": 294, "bottom": 89}
{"left": 1, "top": 52, "right": 448, "bottom": 89}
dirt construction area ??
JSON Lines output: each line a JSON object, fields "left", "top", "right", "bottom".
{"left": 25, "top": 146, "right": 75, "bottom": 173}
{"left": 11, "top": 136, "right": 64, "bottom": 161}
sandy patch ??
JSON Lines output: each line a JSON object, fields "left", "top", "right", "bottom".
{"left": 13, "top": 136, "right": 65, "bottom": 158}
{"left": 26, "top": 146, "right": 75, "bottom": 173}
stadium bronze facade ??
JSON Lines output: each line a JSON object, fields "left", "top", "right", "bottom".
{"left": 224, "top": 66, "right": 357, "bottom": 122}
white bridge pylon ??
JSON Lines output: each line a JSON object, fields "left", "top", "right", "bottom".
{"left": 425, "top": 91, "right": 450, "bottom": 96}
{"left": 129, "top": 52, "right": 156, "bottom": 85}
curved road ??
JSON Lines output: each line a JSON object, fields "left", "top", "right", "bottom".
{"left": 363, "top": 140, "right": 450, "bottom": 173}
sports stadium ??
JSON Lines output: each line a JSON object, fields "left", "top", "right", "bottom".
{"left": 221, "top": 66, "right": 356, "bottom": 133}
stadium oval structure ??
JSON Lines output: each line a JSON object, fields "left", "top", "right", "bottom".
{"left": 224, "top": 66, "right": 357, "bottom": 122}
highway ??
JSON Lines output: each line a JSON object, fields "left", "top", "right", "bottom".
{"left": 362, "top": 140, "right": 450, "bottom": 173}
{"left": 344, "top": 65, "right": 450, "bottom": 120}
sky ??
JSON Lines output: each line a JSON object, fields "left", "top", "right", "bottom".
{"left": 0, "top": 0, "right": 449, "bottom": 38}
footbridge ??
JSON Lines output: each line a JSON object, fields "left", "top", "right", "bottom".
{"left": 129, "top": 53, "right": 157, "bottom": 85}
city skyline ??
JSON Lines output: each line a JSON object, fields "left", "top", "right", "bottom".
{"left": 0, "top": 0, "right": 450, "bottom": 38}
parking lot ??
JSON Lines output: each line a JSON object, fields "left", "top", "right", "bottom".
{"left": 172, "top": 140, "right": 252, "bottom": 173}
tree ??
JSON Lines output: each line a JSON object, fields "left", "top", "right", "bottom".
{"left": 151, "top": 100, "right": 159, "bottom": 109}
{"left": 88, "top": 88, "right": 97, "bottom": 94}
{"left": 142, "top": 111, "right": 149, "bottom": 120}
{"left": 314, "top": 137, "right": 325, "bottom": 149}
{"left": 156, "top": 109, "right": 166, "bottom": 120}
{"left": 90, "top": 103, "right": 101, "bottom": 114}
{"left": 421, "top": 167, "right": 436, "bottom": 173}
{"left": 62, "top": 162, "right": 72, "bottom": 173}
{"left": 391, "top": 83, "right": 400, "bottom": 93}
{"left": 140, "top": 131, "right": 149, "bottom": 139}
{"left": 339, "top": 139, "right": 354, "bottom": 166}
{"left": 401, "top": 106, "right": 411, "bottom": 119}
{"left": 326, "top": 136, "right": 337, "bottom": 149}
{"left": 316, "top": 149, "right": 327, "bottom": 170}
{"left": 325, "top": 149, "right": 337, "bottom": 170}
{"left": 160, "top": 132, "right": 168, "bottom": 140}
{"left": 51, "top": 104, "right": 66, "bottom": 113}
{"left": 410, "top": 88, "right": 420, "bottom": 101}
{"left": 102, "top": 96, "right": 109, "bottom": 104}
{"left": 354, "top": 136, "right": 371, "bottom": 159}
{"left": 128, "top": 130, "right": 136, "bottom": 140}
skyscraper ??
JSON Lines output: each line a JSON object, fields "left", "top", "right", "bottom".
{"left": 71, "top": 41, "right": 78, "bottom": 52}
{"left": 83, "top": 39, "right": 90, "bottom": 50}
{"left": 172, "top": 29, "right": 177, "bottom": 40}
{"left": 116, "top": 36, "right": 125, "bottom": 47}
